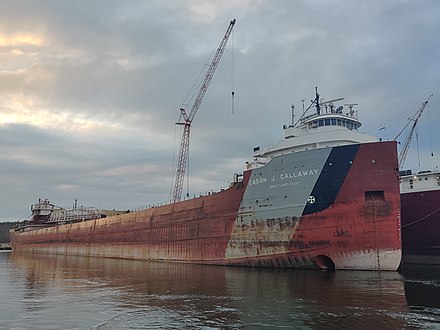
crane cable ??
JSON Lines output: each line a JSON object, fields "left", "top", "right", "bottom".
{"left": 170, "top": 114, "right": 181, "bottom": 199}
{"left": 231, "top": 28, "right": 235, "bottom": 114}
{"left": 416, "top": 126, "right": 420, "bottom": 167}
{"left": 428, "top": 102, "right": 434, "bottom": 157}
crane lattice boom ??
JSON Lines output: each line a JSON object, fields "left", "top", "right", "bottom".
{"left": 172, "top": 19, "right": 236, "bottom": 203}
{"left": 394, "top": 95, "right": 432, "bottom": 167}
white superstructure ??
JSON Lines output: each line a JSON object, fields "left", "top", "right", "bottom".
{"left": 250, "top": 88, "right": 377, "bottom": 166}
{"left": 31, "top": 198, "right": 104, "bottom": 224}
{"left": 400, "top": 170, "right": 440, "bottom": 194}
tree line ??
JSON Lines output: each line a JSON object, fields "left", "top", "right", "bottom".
{"left": 0, "top": 222, "right": 20, "bottom": 243}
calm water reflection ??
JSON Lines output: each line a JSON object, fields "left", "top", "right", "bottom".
{"left": 0, "top": 251, "right": 439, "bottom": 329}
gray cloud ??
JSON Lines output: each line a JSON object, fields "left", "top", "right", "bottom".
{"left": 1, "top": 0, "right": 440, "bottom": 220}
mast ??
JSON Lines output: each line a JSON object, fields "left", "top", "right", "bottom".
{"left": 314, "top": 87, "right": 321, "bottom": 115}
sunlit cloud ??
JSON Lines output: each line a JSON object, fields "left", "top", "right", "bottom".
{"left": 10, "top": 48, "right": 25, "bottom": 56}
{"left": 0, "top": 95, "right": 122, "bottom": 132}
{"left": 0, "top": 34, "right": 43, "bottom": 47}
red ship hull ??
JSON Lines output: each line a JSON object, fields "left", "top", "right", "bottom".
{"left": 401, "top": 189, "right": 440, "bottom": 264}
{"left": 10, "top": 141, "right": 401, "bottom": 270}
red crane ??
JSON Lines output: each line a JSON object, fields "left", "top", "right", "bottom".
{"left": 172, "top": 19, "right": 236, "bottom": 203}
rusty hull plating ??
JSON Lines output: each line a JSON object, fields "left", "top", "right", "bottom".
{"left": 10, "top": 141, "right": 402, "bottom": 271}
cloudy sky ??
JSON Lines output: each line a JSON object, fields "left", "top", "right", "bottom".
{"left": 1, "top": 0, "right": 439, "bottom": 221}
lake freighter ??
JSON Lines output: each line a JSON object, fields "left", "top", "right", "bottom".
{"left": 400, "top": 169, "right": 440, "bottom": 264}
{"left": 10, "top": 88, "right": 402, "bottom": 271}
{"left": 395, "top": 96, "right": 440, "bottom": 264}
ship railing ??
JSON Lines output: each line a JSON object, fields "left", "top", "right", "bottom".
{"left": 246, "top": 158, "right": 269, "bottom": 170}
{"left": 47, "top": 207, "right": 103, "bottom": 223}
{"left": 31, "top": 203, "right": 55, "bottom": 212}
{"left": 253, "top": 142, "right": 279, "bottom": 157}
{"left": 112, "top": 176, "right": 246, "bottom": 212}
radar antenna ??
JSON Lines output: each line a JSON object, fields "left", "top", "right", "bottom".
{"left": 344, "top": 103, "right": 359, "bottom": 116}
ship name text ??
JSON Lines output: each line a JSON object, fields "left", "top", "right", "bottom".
{"left": 249, "top": 168, "right": 319, "bottom": 186}
{"left": 280, "top": 169, "right": 319, "bottom": 180}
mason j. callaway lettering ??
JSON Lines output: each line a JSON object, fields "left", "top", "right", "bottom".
{"left": 249, "top": 168, "right": 319, "bottom": 186}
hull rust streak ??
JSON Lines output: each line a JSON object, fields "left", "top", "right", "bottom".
{"left": 11, "top": 142, "right": 401, "bottom": 271}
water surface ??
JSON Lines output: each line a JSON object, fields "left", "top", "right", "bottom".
{"left": 0, "top": 251, "right": 439, "bottom": 329}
